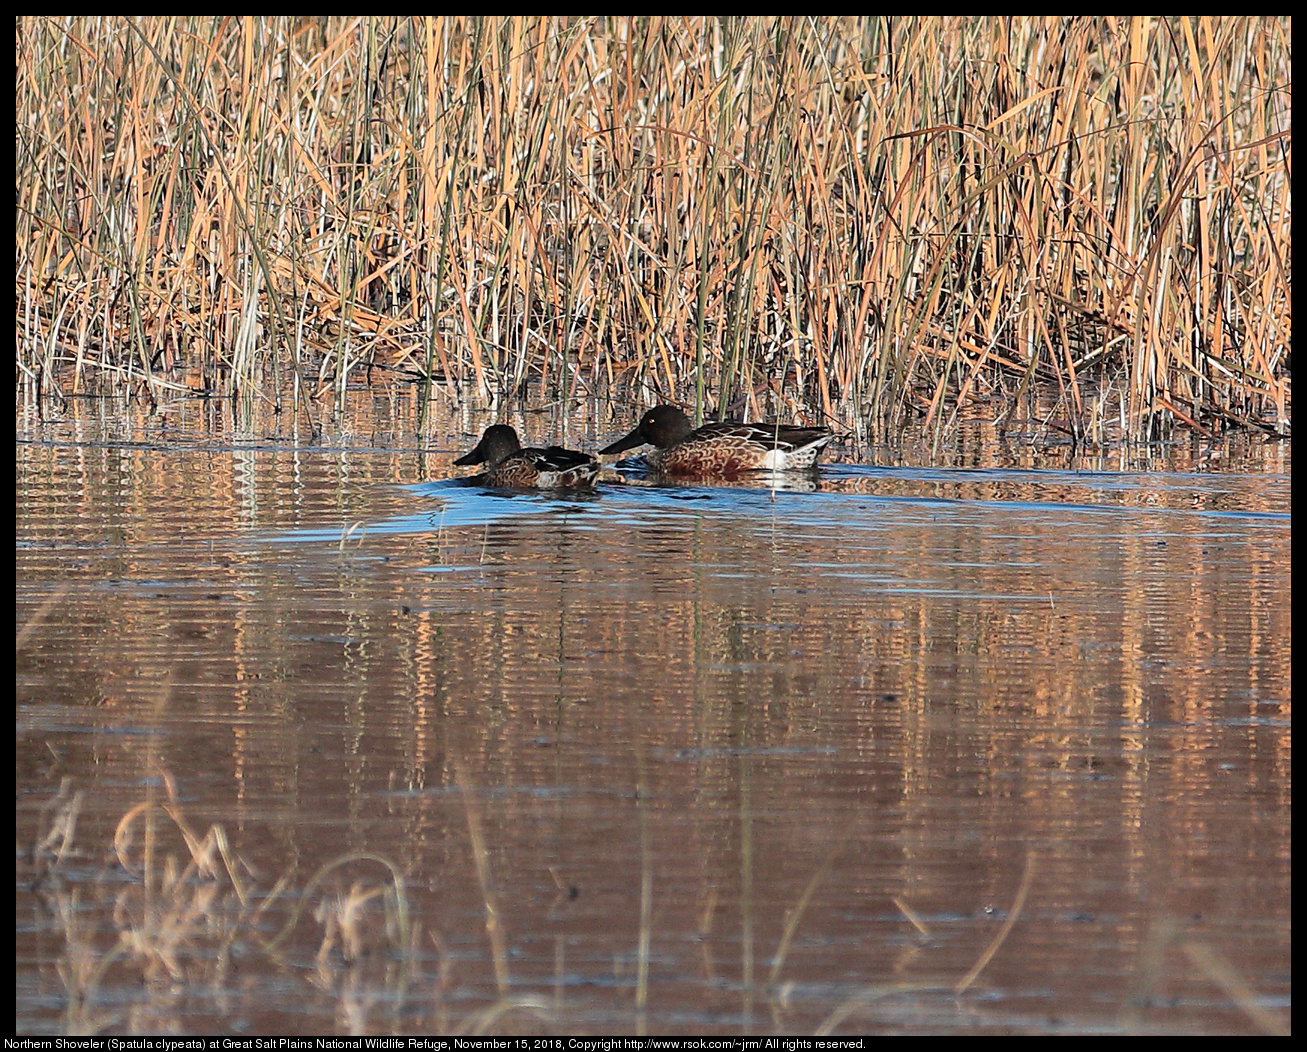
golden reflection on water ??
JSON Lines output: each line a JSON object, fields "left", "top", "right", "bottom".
{"left": 16, "top": 398, "right": 1291, "bottom": 1036}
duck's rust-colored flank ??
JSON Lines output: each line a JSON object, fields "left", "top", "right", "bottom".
{"left": 454, "top": 425, "right": 600, "bottom": 489}
{"left": 600, "top": 405, "right": 832, "bottom": 477}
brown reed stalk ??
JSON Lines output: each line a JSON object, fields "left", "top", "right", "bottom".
{"left": 17, "top": 17, "right": 1290, "bottom": 442}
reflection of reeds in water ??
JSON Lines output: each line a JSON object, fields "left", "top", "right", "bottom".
{"left": 23, "top": 776, "right": 1288, "bottom": 1035}
{"left": 15, "top": 17, "right": 1289, "bottom": 444}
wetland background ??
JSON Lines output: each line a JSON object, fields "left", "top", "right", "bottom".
{"left": 15, "top": 16, "right": 1291, "bottom": 1037}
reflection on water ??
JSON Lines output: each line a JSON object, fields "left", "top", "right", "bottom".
{"left": 16, "top": 401, "right": 1290, "bottom": 1036}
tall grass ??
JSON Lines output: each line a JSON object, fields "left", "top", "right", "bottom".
{"left": 16, "top": 17, "right": 1291, "bottom": 443}
{"left": 24, "top": 775, "right": 1289, "bottom": 1035}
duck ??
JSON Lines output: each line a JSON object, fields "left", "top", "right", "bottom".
{"left": 599, "top": 405, "right": 833, "bottom": 477}
{"left": 454, "top": 425, "right": 600, "bottom": 489}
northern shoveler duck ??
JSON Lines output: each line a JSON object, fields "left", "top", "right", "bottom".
{"left": 600, "top": 405, "right": 833, "bottom": 477}
{"left": 454, "top": 425, "right": 600, "bottom": 489}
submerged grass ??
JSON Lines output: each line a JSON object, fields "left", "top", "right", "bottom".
{"left": 27, "top": 773, "right": 416, "bottom": 1035}
{"left": 21, "top": 773, "right": 1289, "bottom": 1036}
{"left": 16, "top": 17, "right": 1290, "bottom": 446}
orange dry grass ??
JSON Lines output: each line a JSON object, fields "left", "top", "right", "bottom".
{"left": 16, "top": 17, "right": 1290, "bottom": 443}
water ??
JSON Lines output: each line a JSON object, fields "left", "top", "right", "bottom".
{"left": 15, "top": 400, "right": 1291, "bottom": 1035}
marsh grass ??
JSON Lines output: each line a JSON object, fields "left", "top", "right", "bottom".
{"left": 22, "top": 776, "right": 1289, "bottom": 1035}
{"left": 16, "top": 17, "right": 1290, "bottom": 446}
{"left": 27, "top": 773, "right": 416, "bottom": 1035}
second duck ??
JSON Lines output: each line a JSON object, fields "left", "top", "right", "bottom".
{"left": 600, "top": 405, "right": 832, "bottom": 477}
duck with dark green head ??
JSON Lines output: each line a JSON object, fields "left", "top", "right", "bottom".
{"left": 600, "top": 405, "right": 832, "bottom": 477}
{"left": 455, "top": 425, "right": 600, "bottom": 489}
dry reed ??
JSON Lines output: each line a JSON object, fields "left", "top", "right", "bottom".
{"left": 16, "top": 17, "right": 1291, "bottom": 444}
{"left": 22, "top": 776, "right": 1289, "bottom": 1035}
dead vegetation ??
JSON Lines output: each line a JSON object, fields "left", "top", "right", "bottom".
{"left": 16, "top": 17, "right": 1290, "bottom": 446}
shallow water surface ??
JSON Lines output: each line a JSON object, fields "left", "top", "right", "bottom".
{"left": 16, "top": 413, "right": 1291, "bottom": 1035}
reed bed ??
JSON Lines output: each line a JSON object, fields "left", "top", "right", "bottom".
{"left": 23, "top": 777, "right": 1287, "bottom": 1035}
{"left": 15, "top": 17, "right": 1291, "bottom": 444}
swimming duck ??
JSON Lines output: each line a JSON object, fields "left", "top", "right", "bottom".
{"left": 600, "top": 405, "right": 832, "bottom": 476}
{"left": 454, "top": 425, "right": 600, "bottom": 489}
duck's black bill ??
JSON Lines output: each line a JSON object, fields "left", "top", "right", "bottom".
{"left": 598, "top": 427, "right": 645, "bottom": 456}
